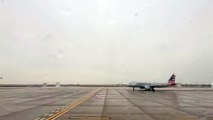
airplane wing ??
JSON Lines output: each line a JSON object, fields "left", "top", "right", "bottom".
{"left": 150, "top": 84, "right": 168, "bottom": 88}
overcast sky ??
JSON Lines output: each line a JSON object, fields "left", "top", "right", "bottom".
{"left": 0, "top": 0, "right": 213, "bottom": 84}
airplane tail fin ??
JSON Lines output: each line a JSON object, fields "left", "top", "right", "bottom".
{"left": 168, "top": 74, "right": 176, "bottom": 85}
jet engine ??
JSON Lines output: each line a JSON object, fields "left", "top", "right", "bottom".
{"left": 144, "top": 85, "right": 151, "bottom": 90}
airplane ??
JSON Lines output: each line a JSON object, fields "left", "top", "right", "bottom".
{"left": 128, "top": 74, "right": 176, "bottom": 91}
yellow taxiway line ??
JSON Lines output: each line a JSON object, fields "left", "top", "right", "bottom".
{"left": 45, "top": 88, "right": 102, "bottom": 120}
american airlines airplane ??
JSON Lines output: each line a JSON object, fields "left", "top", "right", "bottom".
{"left": 128, "top": 74, "right": 176, "bottom": 91}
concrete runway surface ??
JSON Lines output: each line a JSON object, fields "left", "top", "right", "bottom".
{"left": 0, "top": 87, "right": 213, "bottom": 120}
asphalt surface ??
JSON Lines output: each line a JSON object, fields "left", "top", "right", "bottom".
{"left": 0, "top": 87, "right": 98, "bottom": 120}
{"left": 0, "top": 87, "right": 213, "bottom": 120}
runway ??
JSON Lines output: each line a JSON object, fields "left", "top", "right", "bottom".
{"left": 0, "top": 87, "right": 213, "bottom": 120}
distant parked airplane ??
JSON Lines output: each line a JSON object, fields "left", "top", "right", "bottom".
{"left": 128, "top": 74, "right": 176, "bottom": 91}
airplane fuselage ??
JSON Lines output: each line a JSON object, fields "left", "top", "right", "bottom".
{"left": 128, "top": 82, "right": 168, "bottom": 91}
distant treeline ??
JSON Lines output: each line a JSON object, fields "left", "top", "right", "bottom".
{"left": 0, "top": 84, "right": 128, "bottom": 87}
{"left": 0, "top": 84, "right": 211, "bottom": 88}
{"left": 181, "top": 84, "right": 211, "bottom": 88}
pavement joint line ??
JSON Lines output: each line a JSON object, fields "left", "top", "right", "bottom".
{"left": 43, "top": 88, "right": 102, "bottom": 120}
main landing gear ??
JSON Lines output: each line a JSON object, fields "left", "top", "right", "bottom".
{"left": 151, "top": 87, "right": 155, "bottom": 92}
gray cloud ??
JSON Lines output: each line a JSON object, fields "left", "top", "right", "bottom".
{"left": 0, "top": 0, "right": 213, "bottom": 84}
